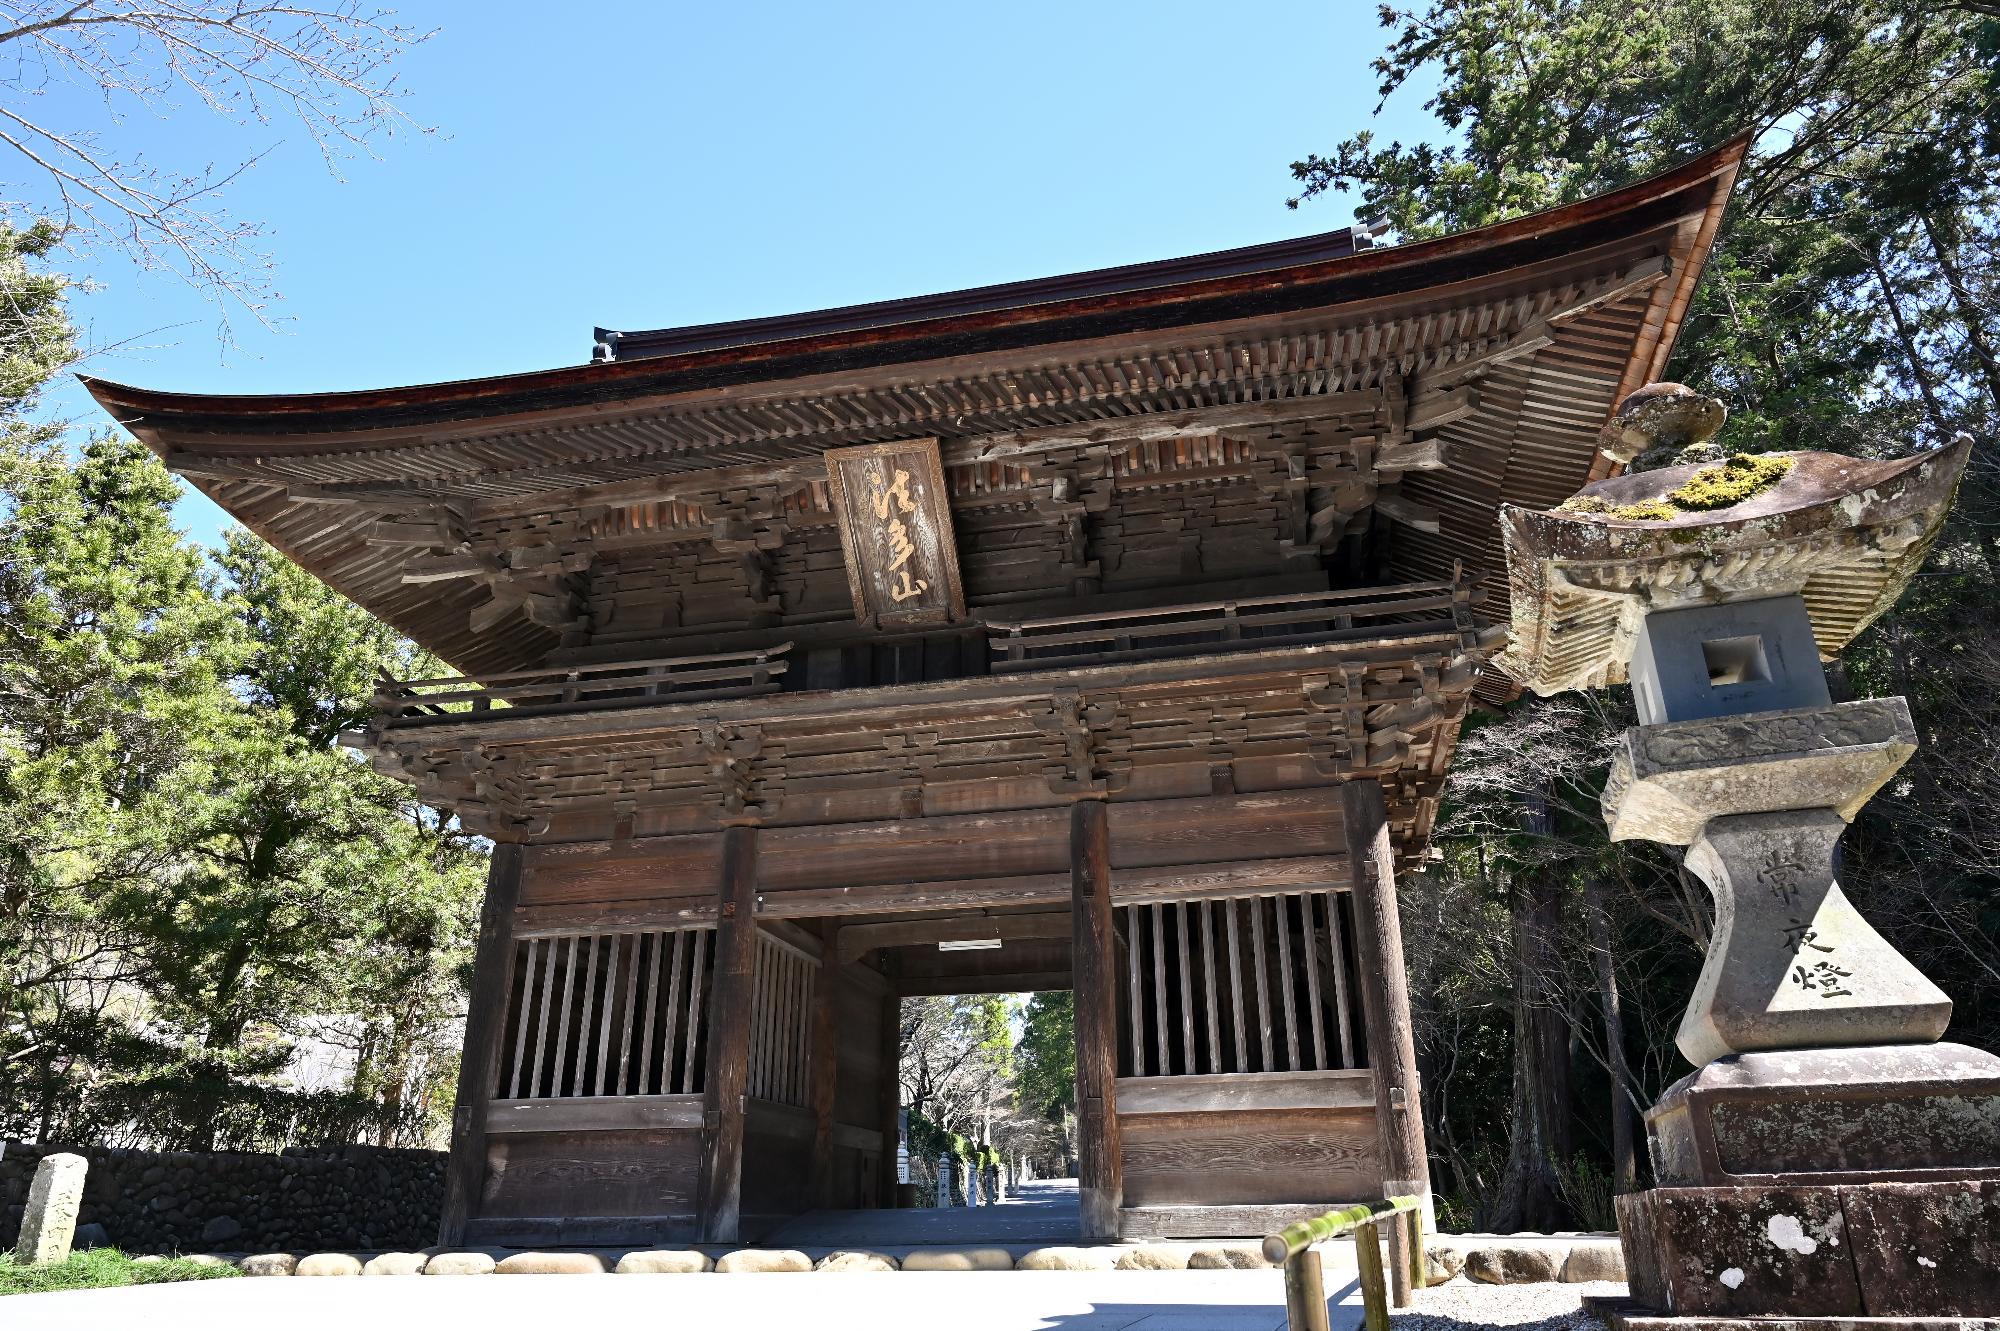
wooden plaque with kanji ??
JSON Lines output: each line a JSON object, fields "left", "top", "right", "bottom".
{"left": 824, "top": 438, "right": 966, "bottom": 629}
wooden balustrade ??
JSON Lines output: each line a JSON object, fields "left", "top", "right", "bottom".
{"left": 986, "top": 579, "right": 1476, "bottom": 672}
{"left": 495, "top": 926, "right": 715, "bottom": 1102}
{"left": 372, "top": 644, "right": 791, "bottom": 723}
{"left": 1123, "top": 891, "right": 1362, "bottom": 1079}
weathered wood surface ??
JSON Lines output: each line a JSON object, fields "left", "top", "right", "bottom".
{"left": 1117, "top": 1107, "right": 1383, "bottom": 1208}
{"left": 696, "top": 825, "right": 757, "bottom": 1243}
{"left": 809, "top": 928, "right": 840, "bottom": 1209}
{"left": 486, "top": 1094, "right": 703, "bottom": 1134}
{"left": 1344, "top": 778, "right": 1432, "bottom": 1206}
{"left": 1114, "top": 1069, "right": 1374, "bottom": 1115}
{"left": 875, "top": 988, "right": 900, "bottom": 1207}
{"left": 482, "top": 1128, "right": 701, "bottom": 1220}
{"left": 438, "top": 843, "right": 522, "bottom": 1246}
{"left": 1071, "top": 798, "right": 1123, "bottom": 1241}
{"left": 1117, "top": 1201, "right": 1368, "bottom": 1241}
{"left": 835, "top": 910, "right": 1070, "bottom": 962}
{"left": 824, "top": 438, "right": 966, "bottom": 628}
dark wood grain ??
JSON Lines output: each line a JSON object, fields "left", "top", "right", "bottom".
{"left": 482, "top": 1128, "right": 701, "bottom": 1219}
{"left": 696, "top": 824, "right": 757, "bottom": 1243}
{"left": 809, "top": 926, "right": 840, "bottom": 1209}
{"left": 438, "top": 843, "right": 522, "bottom": 1245}
{"left": 1118, "top": 1107, "right": 1383, "bottom": 1207}
{"left": 1071, "top": 798, "right": 1123, "bottom": 1240}
{"left": 1344, "top": 777, "right": 1431, "bottom": 1204}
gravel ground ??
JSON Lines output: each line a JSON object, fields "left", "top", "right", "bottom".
{"left": 1391, "top": 1279, "right": 1625, "bottom": 1330}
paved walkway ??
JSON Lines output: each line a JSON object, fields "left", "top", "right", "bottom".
{"left": 761, "top": 1176, "right": 1082, "bottom": 1249}
{"left": 3, "top": 1270, "right": 1362, "bottom": 1331}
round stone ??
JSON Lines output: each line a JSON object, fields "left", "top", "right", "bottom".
{"left": 715, "top": 1249, "right": 813, "bottom": 1273}
{"left": 1115, "top": 1245, "right": 1190, "bottom": 1270}
{"left": 1016, "top": 1247, "right": 1115, "bottom": 1271}
{"left": 495, "top": 1252, "right": 607, "bottom": 1274}
{"left": 237, "top": 1253, "right": 298, "bottom": 1277}
{"left": 615, "top": 1250, "right": 713, "bottom": 1273}
{"left": 423, "top": 1252, "right": 497, "bottom": 1276}
{"left": 899, "top": 1247, "right": 1015, "bottom": 1271}
{"left": 1187, "top": 1244, "right": 1273, "bottom": 1270}
{"left": 1560, "top": 1242, "right": 1626, "bottom": 1283}
{"left": 296, "top": 1253, "right": 365, "bottom": 1277}
{"left": 363, "top": 1251, "right": 428, "bottom": 1276}
{"left": 1424, "top": 1244, "right": 1467, "bottom": 1283}
{"left": 812, "top": 1250, "right": 898, "bottom": 1272}
{"left": 1465, "top": 1245, "right": 1562, "bottom": 1284}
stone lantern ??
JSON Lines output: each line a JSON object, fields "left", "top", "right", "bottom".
{"left": 1498, "top": 386, "right": 1997, "bottom": 1325}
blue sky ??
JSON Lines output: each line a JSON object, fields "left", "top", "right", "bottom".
{"left": 30, "top": 2, "right": 1441, "bottom": 547}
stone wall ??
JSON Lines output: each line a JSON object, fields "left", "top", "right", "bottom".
{"left": 0, "top": 1139, "right": 446, "bottom": 1254}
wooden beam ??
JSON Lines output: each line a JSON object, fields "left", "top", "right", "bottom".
{"left": 1342, "top": 778, "right": 1431, "bottom": 1209}
{"left": 696, "top": 824, "right": 758, "bottom": 1243}
{"left": 1372, "top": 491, "right": 1441, "bottom": 533}
{"left": 1071, "top": 798, "right": 1123, "bottom": 1241}
{"left": 836, "top": 911, "right": 1072, "bottom": 963}
{"left": 967, "top": 391, "right": 1386, "bottom": 461}
{"left": 876, "top": 991, "right": 901, "bottom": 1207}
{"left": 809, "top": 926, "right": 841, "bottom": 1209}
{"left": 758, "top": 873, "right": 1071, "bottom": 920}
{"left": 485, "top": 1094, "right": 703, "bottom": 1134}
{"left": 438, "top": 843, "right": 523, "bottom": 1246}
{"left": 1404, "top": 386, "right": 1479, "bottom": 434}
{"left": 1113, "top": 1069, "right": 1374, "bottom": 1116}
{"left": 895, "top": 970, "right": 1073, "bottom": 997}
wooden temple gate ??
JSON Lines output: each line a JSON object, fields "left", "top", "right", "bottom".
{"left": 84, "top": 139, "right": 1744, "bottom": 1245}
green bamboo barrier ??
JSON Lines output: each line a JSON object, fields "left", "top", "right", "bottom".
{"left": 1264, "top": 1194, "right": 1427, "bottom": 1331}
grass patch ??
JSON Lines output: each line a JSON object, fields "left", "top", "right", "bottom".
{"left": 0, "top": 1247, "right": 240, "bottom": 1296}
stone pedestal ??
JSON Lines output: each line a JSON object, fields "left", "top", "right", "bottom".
{"left": 1648, "top": 1043, "right": 2000, "bottom": 1187}
{"left": 14, "top": 1151, "right": 86, "bottom": 1265}
{"left": 1616, "top": 1181, "right": 2000, "bottom": 1319}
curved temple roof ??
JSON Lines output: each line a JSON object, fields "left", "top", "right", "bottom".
{"left": 83, "top": 138, "right": 1747, "bottom": 677}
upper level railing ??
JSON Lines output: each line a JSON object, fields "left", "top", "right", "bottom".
{"left": 370, "top": 578, "right": 1479, "bottom": 727}
{"left": 984, "top": 579, "right": 1473, "bottom": 673}
{"left": 372, "top": 644, "right": 789, "bottom": 723}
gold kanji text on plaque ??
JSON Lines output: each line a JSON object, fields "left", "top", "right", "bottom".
{"left": 824, "top": 438, "right": 966, "bottom": 629}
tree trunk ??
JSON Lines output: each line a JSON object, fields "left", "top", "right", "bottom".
{"left": 1489, "top": 791, "right": 1573, "bottom": 1232}
{"left": 1858, "top": 232, "right": 1950, "bottom": 436}
{"left": 1584, "top": 877, "right": 1640, "bottom": 1193}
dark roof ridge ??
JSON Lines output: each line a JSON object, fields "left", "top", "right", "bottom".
{"left": 592, "top": 224, "right": 1375, "bottom": 362}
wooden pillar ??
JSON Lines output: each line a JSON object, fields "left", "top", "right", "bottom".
{"left": 808, "top": 926, "right": 841, "bottom": 1210}
{"left": 875, "top": 992, "right": 901, "bottom": 1208}
{"left": 1071, "top": 797, "right": 1123, "bottom": 1240}
{"left": 697, "top": 823, "right": 759, "bottom": 1243}
{"left": 1342, "top": 777, "right": 1432, "bottom": 1208}
{"left": 438, "top": 842, "right": 523, "bottom": 1246}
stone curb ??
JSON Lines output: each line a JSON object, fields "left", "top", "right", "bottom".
{"left": 219, "top": 1237, "right": 1622, "bottom": 1281}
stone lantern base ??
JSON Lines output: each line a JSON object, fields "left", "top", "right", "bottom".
{"left": 1611, "top": 1179, "right": 2000, "bottom": 1321}
{"left": 1646, "top": 1042, "right": 2000, "bottom": 1187}
{"left": 1605, "top": 1043, "right": 2000, "bottom": 1323}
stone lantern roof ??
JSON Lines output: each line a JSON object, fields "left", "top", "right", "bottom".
{"left": 1495, "top": 434, "right": 1971, "bottom": 696}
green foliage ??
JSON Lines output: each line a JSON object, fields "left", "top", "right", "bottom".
{"left": 0, "top": 220, "right": 75, "bottom": 414}
{"left": 0, "top": 1248, "right": 239, "bottom": 1296}
{"left": 1011, "top": 990, "right": 1075, "bottom": 1121}
{"left": 0, "top": 231, "right": 485, "bottom": 1148}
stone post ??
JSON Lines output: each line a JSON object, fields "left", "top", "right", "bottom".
{"left": 14, "top": 1152, "right": 87, "bottom": 1265}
